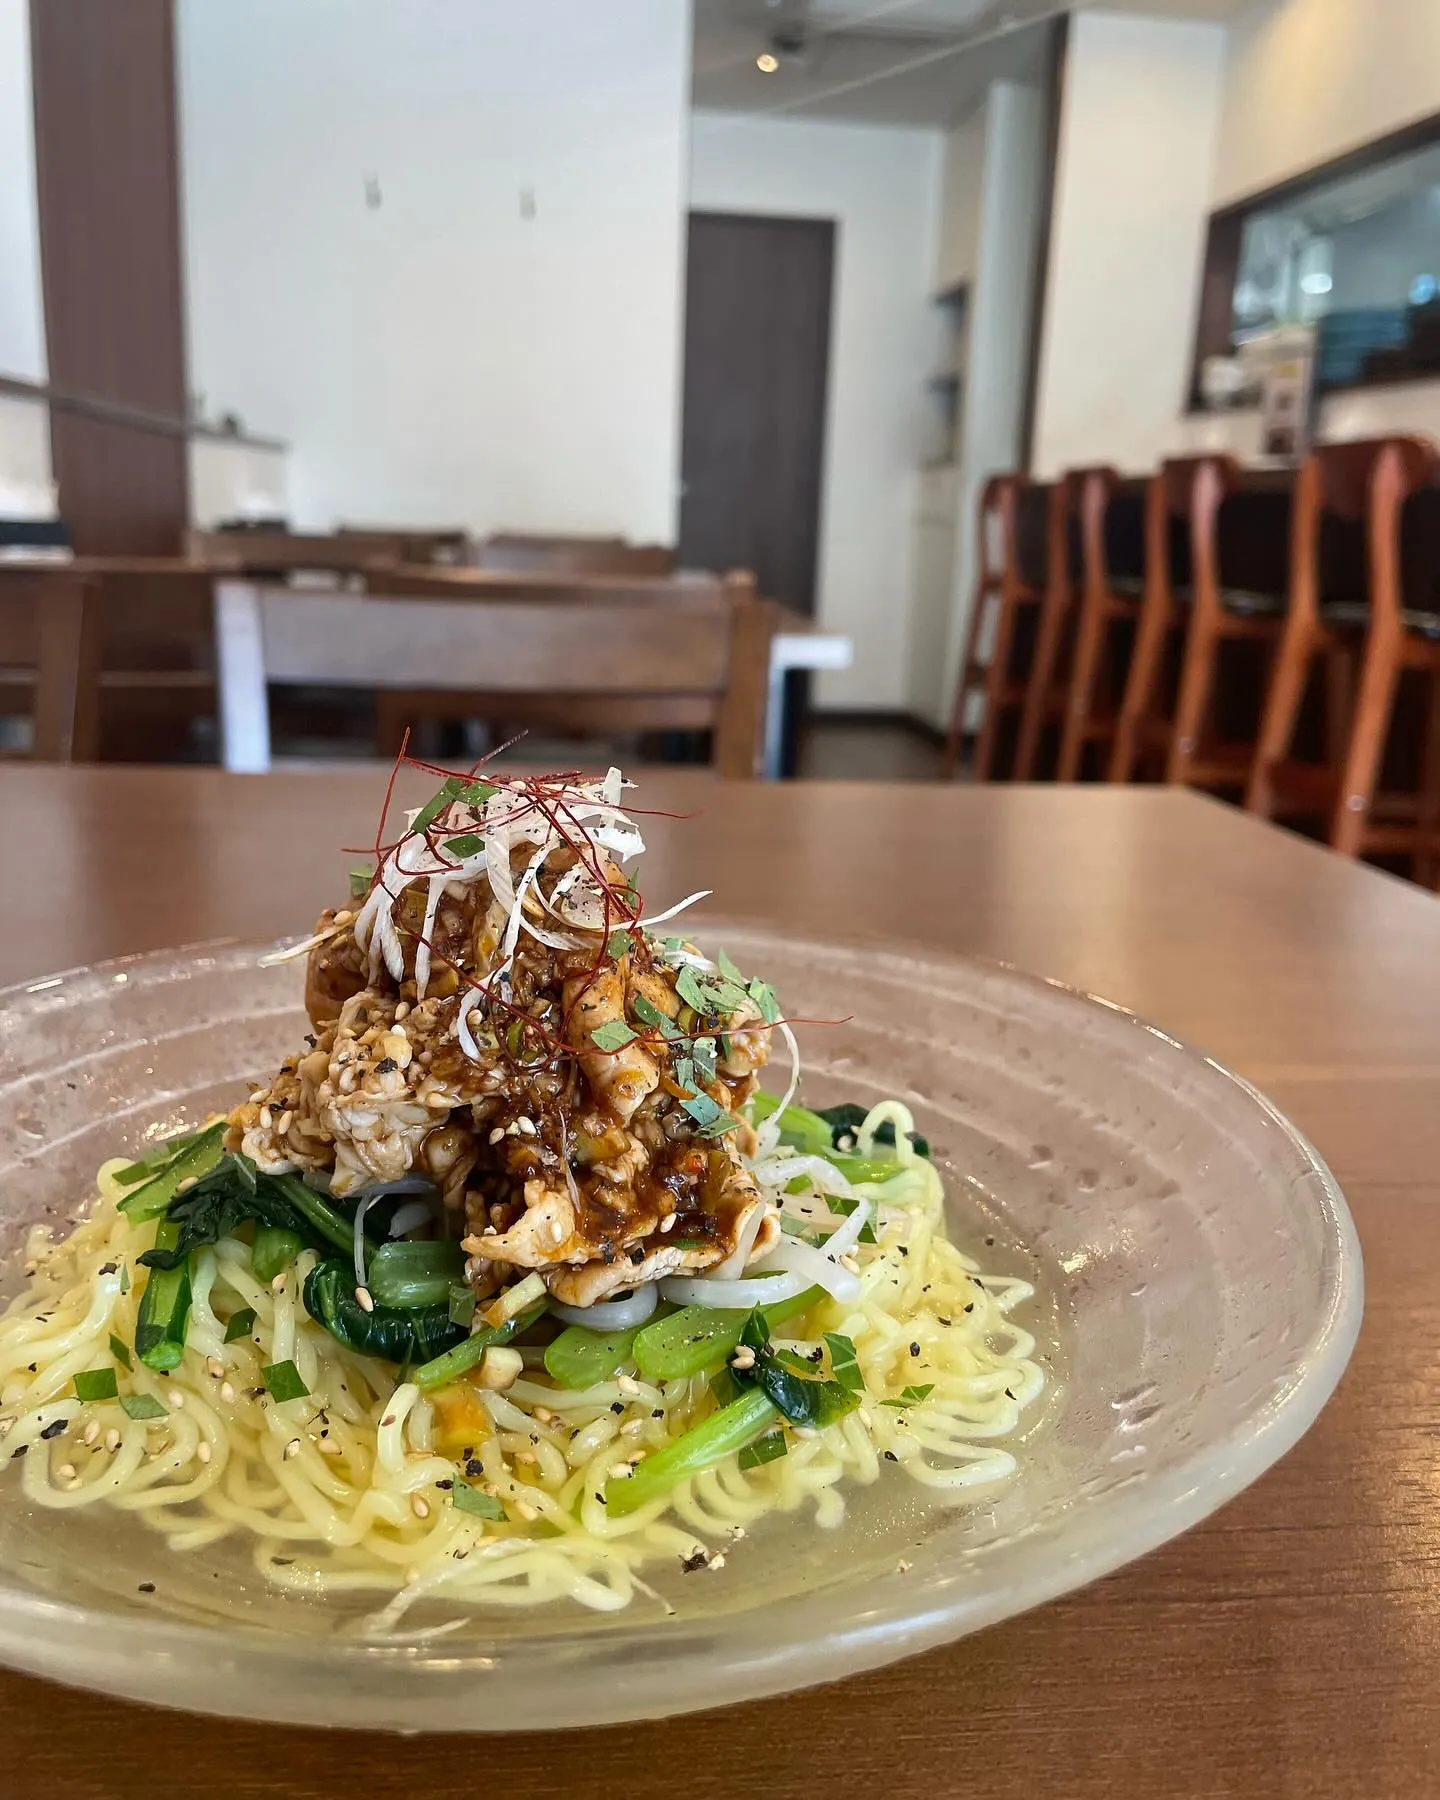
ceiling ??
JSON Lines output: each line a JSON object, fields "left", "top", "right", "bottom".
{"left": 691, "top": 0, "right": 1253, "bottom": 129}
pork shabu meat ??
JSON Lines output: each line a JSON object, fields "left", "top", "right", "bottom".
{"left": 228, "top": 769, "right": 781, "bottom": 1311}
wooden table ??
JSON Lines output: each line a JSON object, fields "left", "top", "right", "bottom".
{"left": 1, "top": 766, "right": 1437, "bottom": 1799}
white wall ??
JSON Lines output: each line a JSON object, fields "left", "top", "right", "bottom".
{"left": 0, "top": 0, "right": 43, "bottom": 385}
{"left": 1030, "top": 11, "right": 1226, "bottom": 479}
{"left": 0, "top": 0, "right": 52, "bottom": 505}
{"left": 1216, "top": 0, "right": 1440, "bottom": 205}
{"left": 935, "top": 102, "right": 989, "bottom": 294}
{"left": 178, "top": 0, "right": 690, "bottom": 538}
{"left": 689, "top": 112, "right": 942, "bottom": 710}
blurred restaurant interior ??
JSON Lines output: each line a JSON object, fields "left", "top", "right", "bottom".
{"left": 5, "top": 0, "right": 1440, "bottom": 876}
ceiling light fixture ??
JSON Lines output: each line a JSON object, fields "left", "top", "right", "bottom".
{"left": 756, "top": 51, "right": 780, "bottom": 73}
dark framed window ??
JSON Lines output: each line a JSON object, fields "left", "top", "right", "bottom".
{"left": 1191, "top": 111, "right": 1440, "bottom": 406}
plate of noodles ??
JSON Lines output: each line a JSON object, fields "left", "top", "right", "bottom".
{"left": 0, "top": 766, "right": 1361, "bottom": 1729}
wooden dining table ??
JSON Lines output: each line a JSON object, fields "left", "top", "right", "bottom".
{"left": 1, "top": 763, "right": 1437, "bottom": 1799}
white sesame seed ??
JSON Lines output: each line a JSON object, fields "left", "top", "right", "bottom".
{"left": 488, "top": 1127, "right": 505, "bottom": 1146}
{"left": 283, "top": 1438, "right": 301, "bottom": 1460}
{"left": 206, "top": 1357, "right": 225, "bottom": 1380}
{"left": 611, "top": 1462, "right": 633, "bottom": 1479}
{"left": 196, "top": 1441, "right": 212, "bottom": 1464}
{"left": 621, "top": 1418, "right": 645, "bottom": 1438}
{"left": 709, "top": 1552, "right": 727, "bottom": 1571}
{"left": 839, "top": 1253, "right": 861, "bottom": 1274}
{"left": 617, "top": 1374, "right": 640, "bottom": 1396}
{"left": 103, "top": 1428, "right": 121, "bottom": 1453}
{"left": 271, "top": 1272, "right": 287, "bottom": 1293}
{"left": 219, "top": 1381, "right": 236, "bottom": 1404}
{"left": 516, "top": 1501, "right": 538, "bottom": 1521}
{"left": 533, "top": 1407, "right": 556, "bottom": 1425}
{"left": 0, "top": 1418, "right": 13, "bottom": 1437}
{"left": 166, "top": 1388, "right": 186, "bottom": 1410}
{"left": 82, "top": 1419, "right": 100, "bottom": 1446}
{"left": 411, "top": 1493, "right": 430, "bottom": 1519}
{"left": 660, "top": 1214, "right": 677, "bottom": 1232}
{"left": 355, "top": 1286, "right": 375, "bottom": 1313}
{"left": 319, "top": 1437, "right": 343, "bottom": 1456}
{"left": 731, "top": 1526, "right": 746, "bottom": 1540}
{"left": 56, "top": 1462, "right": 76, "bottom": 1482}
{"left": 516, "top": 1116, "right": 537, "bottom": 1137}
{"left": 897, "top": 1559, "right": 912, "bottom": 1573}
{"left": 176, "top": 1175, "right": 198, "bottom": 1194}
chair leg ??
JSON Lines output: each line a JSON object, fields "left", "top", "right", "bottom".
{"left": 1015, "top": 594, "right": 1064, "bottom": 781}
{"left": 972, "top": 594, "right": 1019, "bottom": 782}
{"left": 1327, "top": 627, "right": 1401, "bottom": 857}
{"left": 1058, "top": 594, "right": 1108, "bottom": 782}
{"left": 942, "top": 582, "right": 992, "bottom": 780}
{"left": 1324, "top": 644, "right": 1355, "bottom": 767}
{"left": 1415, "top": 667, "right": 1440, "bottom": 886}
{"left": 1244, "top": 615, "right": 1315, "bottom": 818}
{"left": 1165, "top": 614, "right": 1220, "bottom": 787}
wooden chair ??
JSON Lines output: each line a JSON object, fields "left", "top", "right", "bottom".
{"left": 212, "top": 570, "right": 773, "bottom": 778}
{"left": 1058, "top": 465, "right": 1146, "bottom": 780}
{"left": 1014, "top": 473, "right": 1088, "bottom": 780}
{"left": 477, "top": 534, "right": 676, "bottom": 577}
{"left": 0, "top": 570, "right": 100, "bottom": 760}
{"left": 942, "top": 474, "right": 1018, "bottom": 778}
{"left": 1245, "top": 435, "right": 1440, "bottom": 864}
{"left": 1110, "top": 456, "right": 1292, "bottom": 790}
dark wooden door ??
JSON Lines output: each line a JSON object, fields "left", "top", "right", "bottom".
{"left": 679, "top": 212, "right": 834, "bottom": 615}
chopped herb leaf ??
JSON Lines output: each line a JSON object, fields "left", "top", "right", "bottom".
{"left": 261, "top": 1360, "right": 309, "bottom": 1403}
{"left": 826, "top": 1193, "right": 878, "bottom": 1245}
{"left": 673, "top": 1055, "right": 696, "bottom": 1095}
{"left": 710, "top": 1367, "right": 737, "bottom": 1407}
{"left": 224, "top": 1307, "right": 257, "bottom": 1344}
{"left": 348, "top": 865, "right": 374, "bottom": 899}
{"left": 676, "top": 964, "right": 748, "bottom": 1018}
{"left": 882, "top": 1383, "right": 935, "bottom": 1408}
{"left": 444, "top": 832, "right": 485, "bottom": 859}
{"left": 452, "top": 1481, "right": 507, "bottom": 1520}
{"left": 717, "top": 948, "right": 745, "bottom": 985}
{"left": 691, "top": 1036, "right": 718, "bottom": 1082}
{"left": 738, "top": 1429, "right": 788, "bottom": 1470}
{"left": 448, "top": 1285, "right": 477, "bottom": 1329}
{"left": 120, "top": 1393, "right": 167, "bottom": 1421}
{"left": 591, "top": 1020, "right": 638, "bottom": 1052}
{"left": 108, "top": 1333, "right": 133, "bottom": 1370}
{"left": 631, "top": 993, "right": 679, "bottom": 1038}
{"left": 74, "top": 1368, "right": 119, "bottom": 1403}
{"left": 119, "top": 1265, "right": 130, "bottom": 1294}
{"left": 606, "top": 929, "right": 635, "bottom": 959}
{"left": 747, "top": 978, "right": 782, "bottom": 1023}
{"left": 680, "top": 1091, "right": 741, "bottom": 1137}
{"left": 413, "top": 777, "right": 497, "bottom": 836}
{"left": 824, "top": 1332, "right": 864, "bottom": 1393}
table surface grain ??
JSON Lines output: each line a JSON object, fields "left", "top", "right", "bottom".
{"left": 1, "top": 765, "right": 1436, "bottom": 1800}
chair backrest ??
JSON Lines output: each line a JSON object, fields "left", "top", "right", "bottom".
{"left": 1149, "top": 455, "right": 1239, "bottom": 612}
{"left": 213, "top": 570, "right": 772, "bottom": 778}
{"left": 1289, "top": 434, "right": 1440, "bottom": 624}
{"left": 335, "top": 526, "right": 472, "bottom": 565}
{"left": 188, "top": 529, "right": 405, "bottom": 576}
{"left": 0, "top": 570, "right": 99, "bottom": 761}
{"left": 477, "top": 534, "right": 677, "bottom": 578}
{"left": 1067, "top": 465, "right": 1120, "bottom": 605}
{"left": 977, "top": 475, "right": 1021, "bottom": 595}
